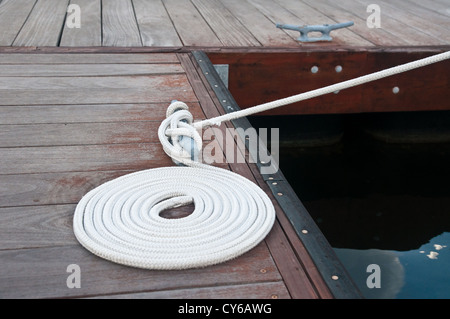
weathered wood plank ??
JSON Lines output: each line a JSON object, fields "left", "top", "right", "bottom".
{"left": 409, "top": 0, "right": 450, "bottom": 17}
{"left": 0, "top": 242, "right": 280, "bottom": 298}
{"left": 221, "top": 0, "right": 299, "bottom": 47}
{"left": 0, "top": 170, "right": 137, "bottom": 208}
{"left": 301, "top": 0, "right": 410, "bottom": 46}
{"left": 0, "top": 53, "right": 179, "bottom": 64}
{"left": 0, "top": 0, "right": 37, "bottom": 46}
{"left": 0, "top": 74, "right": 197, "bottom": 105}
{"left": 0, "top": 102, "right": 205, "bottom": 125}
{"left": 60, "top": 0, "right": 102, "bottom": 47}
{"left": 162, "top": 0, "right": 223, "bottom": 46}
{"left": 102, "top": 0, "right": 142, "bottom": 47}
{"left": 335, "top": 0, "right": 447, "bottom": 45}
{"left": 0, "top": 205, "right": 76, "bottom": 250}
{"left": 0, "top": 122, "right": 163, "bottom": 147}
{"left": 90, "top": 281, "right": 290, "bottom": 299}
{"left": 386, "top": 0, "right": 450, "bottom": 22}
{"left": 133, "top": 0, "right": 182, "bottom": 47}
{"left": 389, "top": 0, "right": 450, "bottom": 42}
{"left": 0, "top": 143, "right": 163, "bottom": 174}
{"left": 0, "top": 63, "right": 184, "bottom": 76}
{"left": 357, "top": 0, "right": 450, "bottom": 43}
{"left": 13, "top": 0, "right": 69, "bottom": 46}
{"left": 191, "top": 0, "right": 261, "bottom": 47}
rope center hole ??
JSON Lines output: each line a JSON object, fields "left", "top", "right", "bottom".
{"left": 159, "top": 203, "right": 195, "bottom": 219}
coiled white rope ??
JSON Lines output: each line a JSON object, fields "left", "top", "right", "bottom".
{"left": 73, "top": 102, "right": 276, "bottom": 270}
{"left": 73, "top": 166, "right": 276, "bottom": 270}
{"left": 74, "top": 51, "right": 449, "bottom": 270}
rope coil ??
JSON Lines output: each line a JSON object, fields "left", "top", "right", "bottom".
{"left": 73, "top": 102, "right": 276, "bottom": 270}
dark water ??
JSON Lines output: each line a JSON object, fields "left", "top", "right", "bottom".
{"left": 250, "top": 112, "right": 450, "bottom": 299}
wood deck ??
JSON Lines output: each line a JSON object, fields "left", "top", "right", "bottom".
{"left": 0, "top": 0, "right": 449, "bottom": 48}
{"left": 0, "top": 0, "right": 448, "bottom": 300}
{"left": 0, "top": 51, "right": 346, "bottom": 299}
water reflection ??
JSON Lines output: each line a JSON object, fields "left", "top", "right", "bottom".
{"left": 335, "top": 232, "right": 450, "bottom": 299}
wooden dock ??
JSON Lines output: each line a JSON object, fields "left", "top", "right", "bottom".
{"left": 0, "top": 0, "right": 449, "bottom": 299}
{"left": 0, "top": 51, "right": 344, "bottom": 299}
{"left": 1, "top": 0, "right": 449, "bottom": 47}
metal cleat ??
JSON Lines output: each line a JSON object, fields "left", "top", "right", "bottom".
{"left": 276, "top": 21, "right": 354, "bottom": 42}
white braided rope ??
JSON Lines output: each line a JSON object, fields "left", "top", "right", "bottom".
{"left": 73, "top": 102, "right": 276, "bottom": 270}
{"left": 73, "top": 166, "right": 275, "bottom": 269}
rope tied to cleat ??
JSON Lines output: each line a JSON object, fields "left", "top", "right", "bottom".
{"left": 73, "top": 50, "right": 450, "bottom": 270}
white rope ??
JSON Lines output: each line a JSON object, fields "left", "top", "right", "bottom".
{"left": 73, "top": 102, "right": 275, "bottom": 270}
{"left": 73, "top": 166, "right": 275, "bottom": 270}
{"left": 194, "top": 51, "right": 450, "bottom": 128}
{"left": 73, "top": 50, "right": 449, "bottom": 270}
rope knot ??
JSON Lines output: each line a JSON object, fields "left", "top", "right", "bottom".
{"left": 158, "top": 101, "right": 202, "bottom": 165}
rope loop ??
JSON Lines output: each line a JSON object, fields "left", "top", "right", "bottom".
{"left": 166, "top": 100, "right": 189, "bottom": 117}
{"left": 159, "top": 101, "right": 202, "bottom": 165}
